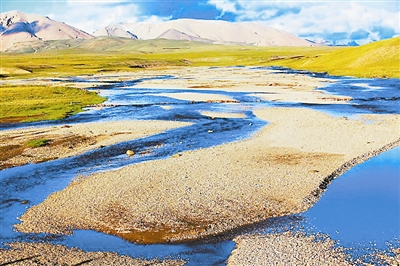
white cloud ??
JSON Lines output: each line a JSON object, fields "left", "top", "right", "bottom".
{"left": 272, "top": 2, "right": 399, "bottom": 44}
{"left": 208, "top": 0, "right": 400, "bottom": 43}
{"left": 141, "top": 15, "right": 172, "bottom": 24}
{"left": 208, "top": 0, "right": 238, "bottom": 14}
{"left": 45, "top": 1, "right": 173, "bottom": 34}
{"left": 50, "top": 1, "right": 140, "bottom": 33}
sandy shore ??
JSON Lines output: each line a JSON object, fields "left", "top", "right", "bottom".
{"left": 15, "top": 107, "right": 400, "bottom": 243}
{"left": 227, "top": 232, "right": 351, "bottom": 265}
{"left": 0, "top": 120, "right": 190, "bottom": 169}
{"left": 0, "top": 242, "right": 184, "bottom": 265}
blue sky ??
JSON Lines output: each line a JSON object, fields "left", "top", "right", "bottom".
{"left": 1, "top": 0, "right": 399, "bottom": 44}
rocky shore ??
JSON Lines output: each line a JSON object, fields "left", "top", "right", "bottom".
{"left": 228, "top": 232, "right": 352, "bottom": 265}
{"left": 15, "top": 108, "right": 400, "bottom": 244}
{"left": 3, "top": 67, "right": 399, "bottom": 264}
{"left": 228, "top": 232, "right": 400, "bottom": 265}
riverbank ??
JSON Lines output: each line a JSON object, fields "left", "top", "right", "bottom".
{"left": 125, "top": 67, "right": 352, "bottom": 104}
{"left": 2, "top": 67, "right": 351, "bottom": 107}
{"left": 0, "top": 85, "right": 106, "bottom": 123}
{"left": 15, "top": 107, "right": 400, "bottom": 244}
{"left": 0, "top": 120, "right": 190, "bottom": 169}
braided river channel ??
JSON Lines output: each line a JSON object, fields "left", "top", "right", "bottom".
{"left": 1, "top": 67, "right": 399, "bottom": 265}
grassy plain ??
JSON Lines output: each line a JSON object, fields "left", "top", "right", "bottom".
{"left": 1, "top": 37, "right": 398, "bottom": 79}
{"left": 0, "top": 85, "right": 105, "bottom": 123}
{"left": 279, "top": 37, "right": 400, "bottom": 78}
{"left": 0, "top": 37, "right": 398, "bottom": 123}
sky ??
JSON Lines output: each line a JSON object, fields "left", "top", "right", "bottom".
{"left": 1, "top": 0, "right": 399, "bottom": 44}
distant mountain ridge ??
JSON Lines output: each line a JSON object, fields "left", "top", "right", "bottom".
{"left": 308, "top": 38, "right": 360, "bottom": 46}
{"left": 94, "top": 19, "right": 315, "bottom": 47}
{"left": 0, "top": 10, "right": 93, "bottom": 51}
{"left": 1, "top": 11, "right": 316, "bottom": 52}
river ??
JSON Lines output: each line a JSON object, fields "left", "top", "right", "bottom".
{"left": 0, "top": 67, "right": 399, "bottom": 265}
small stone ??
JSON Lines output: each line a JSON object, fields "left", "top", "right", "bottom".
{"left": 126, "top": 150, "right": 135, "bottom": 156}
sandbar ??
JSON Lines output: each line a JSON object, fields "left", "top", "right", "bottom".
{"left": 15, "top": 108, "right": 400, "bottom": 243}
{"left": 0, "top": 120, "right": 190, "bottom": 169}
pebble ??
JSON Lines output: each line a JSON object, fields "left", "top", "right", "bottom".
{"left": 126, "top": 150, "right": 135, "bottom": 156}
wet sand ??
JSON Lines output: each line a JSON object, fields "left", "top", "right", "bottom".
{"left": 15, "top": 108, "right": 400, "bottom": 243}
{"left": 0, "top": 120, "right": 190, "bottom": 169}
{"left": 0, "top": 242, "right": 184, "bottom": 265}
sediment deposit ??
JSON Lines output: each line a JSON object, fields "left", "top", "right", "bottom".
{"left": 15, "top": 108, "right": 400, "bottom": 243}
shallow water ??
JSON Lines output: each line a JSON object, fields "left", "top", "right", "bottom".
{"left": 302, "top": 146, "right": 400, "bottom": 255}
{"left": 1, "top": 68, "right": 399, "bottom": 265}
{"left": 259, "top": 66, "right": 400, "bottom": 115}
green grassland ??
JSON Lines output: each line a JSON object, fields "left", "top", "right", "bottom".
{"left": 0, "top": 85, "right": 105, "bottom": 123}
{"left": 0, "top": 39, "right": 332, "bottom": 78}
{"left": 278, "top": 37, "right": 400, "bottom": 78}
{"left": 0, "top": 37, "right": 398, "bottom": 123}
{"left": 1, "top": 37, "right": 398, "bottom": 78}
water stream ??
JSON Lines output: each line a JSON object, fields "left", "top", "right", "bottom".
{"left": 1, "top": 68, "right": 399, "bottom": 265}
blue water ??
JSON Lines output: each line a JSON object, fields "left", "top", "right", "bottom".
{"left": 301, "top": 147, "right": 400, "bottom": 258}
{"left": 256, "top": 66, "right": 400, "bottom": 115}
{"left": 304, "top": 147, "right": 399, "bottom": 244}
{"left": 1, "top": 67, "right": 399, "bottom": 265}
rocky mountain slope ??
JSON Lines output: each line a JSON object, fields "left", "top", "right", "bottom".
{"left": 0, "top": 11, "right": 93, "bottom": 51}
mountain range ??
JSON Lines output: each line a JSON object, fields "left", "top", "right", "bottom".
{"left": 0, "top": 11, "right": 93, "bottom": 51}
{"left": 93, "top": 19, "right": 314, "bottom": 47}
{"left": 1, "top": 11, "right": 316, "bottom": 52}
